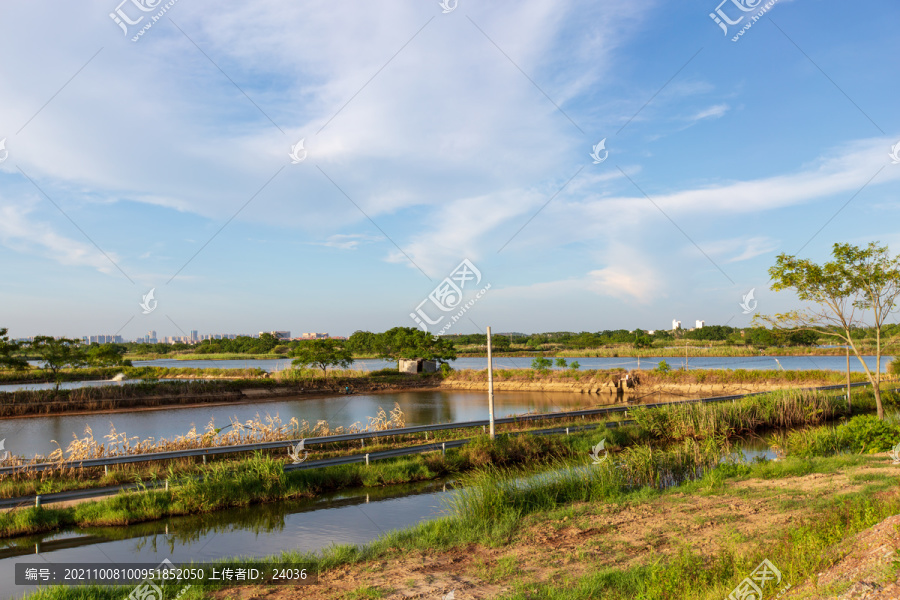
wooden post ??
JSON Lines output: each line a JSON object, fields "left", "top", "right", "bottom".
{"left": 685, "top": 341, "right": 688, "bottom": 372}
{"left": 846, "top": 346, "right": 851, "bottom": 412}
{"left": 487, "top": 326, "right": 496, "bottom": 440}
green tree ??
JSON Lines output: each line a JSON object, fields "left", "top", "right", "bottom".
{"left": 555, "top": 357, "right": 568, "bottom": 368}
{"left": 0, "top": 328, "right": 27, "bottom": 370}
{"left": 27, "top": 336, "right": 87, "bottom": 391}
{"left": 376, "top": 327, "right": 457, "bottom": 363}
{"left": 86, "top": 343, "right": 131, "bottom": 367}
{"left": 290, "top": 339, "right": 353, "bottom": 377}
{"left": 532, "top": 357, "right": 552, "bottom": 372}
{"left": 763, "top": 242, "right": 900, "bottom": 419}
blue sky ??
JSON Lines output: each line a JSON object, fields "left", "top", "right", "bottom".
{"left": 1, "top": 0, "right": 898, "bottom": 339}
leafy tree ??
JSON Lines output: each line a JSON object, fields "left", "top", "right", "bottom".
{"left": 763, "top": 242, "right": 900, "bottom": 419}
{"left": 532, "top": 357, "right": 552, "bottom": 372}
{"left": 86, "top": 343, "right": 131, "bottom": 367}
{"left": 491, "top": 335, "right": 511, "bottom": 352}
{"left": 654, "top": 360, "right": 671, "bottom": 374}
{"left": 633, "top": 335, "right": 652, "bottom": 349}
{"left": 375, "top": 327, "right": 457, "bottom": 363}
{"left": 0, "top": 328, "right": 27, "bottom": 370}
{"left": 290, "top": 339, "right": 353, "bottom": 377}
{"left": 555, "top": 357, "right": 567, "bottom": 368}
{"left": 27, "top": 336, "right": 87, "bottom": 391}
{"left": 569, "top": 361, "right": 580, "bottom": 370}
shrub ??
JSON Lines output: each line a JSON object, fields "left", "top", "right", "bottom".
{"left": 531, "top": 357, "right": 552, "bottom": 372}
{"left": 655, "top": 360, "right": 671, "bottom": 374}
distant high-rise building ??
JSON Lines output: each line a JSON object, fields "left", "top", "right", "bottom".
{"left": 190, "top": 330, "right": 199, "bottom": 343}
{"left": 672, "top": 319, "right": 682, "bottom": 330}
{"left": 695, "top": 320, "right": 705, "bottom": 329}
{"left": 147, "top": 330, "right": 157, "bottom": 344}
{"left": 300, "top": 332, "right": 328, "bottom": 339}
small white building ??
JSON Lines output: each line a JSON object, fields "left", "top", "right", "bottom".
{"left": 672, "top": 319, "right": 682, "bottom": 330}
{"left": 398, "top": 359, "right": 438, "bottom": 374}
{"left": 695, "top": 320, "right": 705, "bottom": 329}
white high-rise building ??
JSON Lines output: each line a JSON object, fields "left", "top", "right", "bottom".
{"left": 672, "top": 319, "right": 682, "bottom": 330}
{"left": 695, "top": 320, "right": 705, "bottom": 329}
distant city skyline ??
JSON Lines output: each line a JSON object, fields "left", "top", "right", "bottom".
{"left": 1, "top": 2, "right": 897, "bottom": 340}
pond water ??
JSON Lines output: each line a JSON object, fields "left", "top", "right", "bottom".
{"left": 0, "top": 479, "right": 454, "bottom": 600}
{"left": 132, "top": 355, "right": 893, "bottom": 373}
{"left": 0, "top": 389, "right": 673, "bottom": 459}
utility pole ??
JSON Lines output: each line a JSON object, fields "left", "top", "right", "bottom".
{"left": 487, "top": 326, "right": 496, "bottom": 439}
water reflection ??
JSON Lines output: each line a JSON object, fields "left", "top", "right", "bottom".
{"left": 0, "top": 479, "right": 453, "bottom": 600}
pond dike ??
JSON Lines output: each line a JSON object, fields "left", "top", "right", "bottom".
{"left": 0, "top": 376, "right": 442, "bottom": 418}
{"left": 439, "top": 378, "right": 834, "bottom": 397}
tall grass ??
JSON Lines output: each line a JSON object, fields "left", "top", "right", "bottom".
{"left": 631, "top": 389, "right": 856, "bottom": 441}
{"left": 450, "top": 437, "right": 725, "bottom": 531}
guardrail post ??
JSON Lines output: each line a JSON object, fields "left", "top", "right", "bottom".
{"left": 365, "top": 453, "right": 369, "bottom": 466}
{"left": 566, "top": 427, "right": 569, "bottom": 436}
{"left": 202, "top": 455, "right": 206, "bottom": 465}
{"left": 104, "top": 465, "right": 108, "bottom": 477}
{"left": 34, "top": 495, "right": 40, "bottom": 509}
{"left": 442, "top": 442, "right": 446, "bottom": 456}
{"left": 165, "top": 479, "right": 169, "bottom": 491}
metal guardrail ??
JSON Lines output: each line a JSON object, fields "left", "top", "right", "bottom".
{"left": 0, "top": 381, "right": 874, "bottom": 477}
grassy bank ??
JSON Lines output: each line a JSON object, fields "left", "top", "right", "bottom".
{"left": 0, "top": 369, "right": 439, "bottom": 417}
{"left": 444, "top": 366, "right": 873, "bottom": 386}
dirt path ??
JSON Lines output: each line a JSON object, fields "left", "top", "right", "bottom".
{"left": 203, "top": 460, "right": 900, "bottom": 600}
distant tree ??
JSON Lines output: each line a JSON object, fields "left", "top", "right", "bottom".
{"left": 532, "top": 357, "right": 552, "bottom": 372}
{"left": 86, "top": 343, "right": 131, "bottom": 367}
{"left": 0, "top": 328, "right": 27, "bottom": 370}
{"left": 763, "top": 242, "right": 900, "bottom": 419}
{"left": 555, "top": 357, "right": 568, "bottom": 368}
{"left": 290, "top": 339, "right": 353, "bottom": 377}
{"left": 633, "top": 335, "right": 652, "bottom": 349}
{"left": 376, "top": 327, "right": 457, "bottom": 363}
{"left": 569, "top": 361, "right": 581, "bottom": 370}
{"left": 27, "top": 336, "right": 87, "bottom": 391}
{"left": 491, "top": 335, "right": 511, "bottom": 352}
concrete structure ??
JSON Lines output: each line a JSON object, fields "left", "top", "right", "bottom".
{"left": 672, "top": 320, "right": 681, "bottom": 330}
{"left": 260, "top": 331, "right": 291, "bottom": 340}
{"left": 299, "top": 332, "right": 329, "bottom": 339}
{"left": 398, "top": 358, "right": 438, "bottom": 374}
{"left": 695, "top": 320, "right": 705, "bottom": 329}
